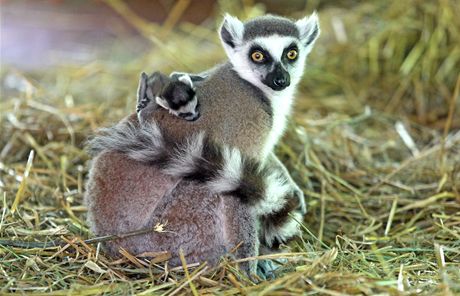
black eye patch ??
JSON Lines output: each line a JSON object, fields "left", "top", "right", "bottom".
{"left": 160, "top": 81, "right": 196, "bottom": 110}
{"left": 248, "top": 45, "right": 272, "bottom": 64}
{"left": 282, "top": 43, "right": 299, "bottom": 64}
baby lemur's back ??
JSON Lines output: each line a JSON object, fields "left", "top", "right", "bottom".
{"left": 144, "top": 63, "right": 272, "bottom": 159}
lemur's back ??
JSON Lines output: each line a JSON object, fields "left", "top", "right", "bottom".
{"left": 149, "top": 63, "right": 272, "bottom": 158}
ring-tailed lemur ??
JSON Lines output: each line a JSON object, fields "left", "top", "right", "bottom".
{"left": 136, "top": 71, "right": 200, "bottom": 121}
{"left": 85, "top": 13, "right": 320, "bottom": 277}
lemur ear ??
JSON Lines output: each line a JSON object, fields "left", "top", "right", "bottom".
{"left": 219, "top": 14, "right": 244, "bottom": 49}
{"left": 296, "top": 12, "right": 320, "bottom": 47}
{"left": 137, "top": 72, "right": 148, "bottom": 104}
{"left": 155, "top": 96, "right": 170, "bottom": 110}
{"left": 178, "top": 75, "right": 194, "bottom": 89}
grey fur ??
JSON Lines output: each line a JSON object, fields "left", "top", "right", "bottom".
{"left": 138, "top": 62, "right": 274, "bottom": 158}
{"left": 243, "top": 15, "right": 300, "bottom": 40}
{"left": 85, "top": 13, "right": 320, "bottom": 276}
{"left": 87, "top": 118, "right": 301, "bottom": 218}
{"left": 85, "top": 150, "right": 259, "bottom": 274}
{"left": 87, "top": 119, "right": 164, "bottom": 160}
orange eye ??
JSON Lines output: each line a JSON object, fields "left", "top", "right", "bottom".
{"left": 251, "top": 51, "right": 265, "bottom": 62}
{"left": 287, "top": 49, "right": 298, "bottom": 60}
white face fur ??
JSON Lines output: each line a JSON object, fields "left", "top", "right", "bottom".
{"left": 219, "top": 13, "right": 320, "bottom": 157}
{"left": 219, "top": 13, "right": 320, "bottom": 98}
{"left": 156, "top": 95, "right": 199, "bottom": 121}
{"left": 155, "top": 74, "right": 200, "bottom": 121}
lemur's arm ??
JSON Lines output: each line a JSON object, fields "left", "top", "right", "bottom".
{"left": 265, "top": 152, "right": 306, "bottom": 214}
{"left": 257, "top": 152, "right": 306, "bottom": 248}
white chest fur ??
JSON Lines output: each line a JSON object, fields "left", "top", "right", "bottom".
{"left": 261, "top": 87, "right": 295, "bottom": 159}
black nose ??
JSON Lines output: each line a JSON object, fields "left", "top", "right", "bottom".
{"left": 263, "top": 63, "right": 290, "bottom": 91}
{"left": 273, "top": 77, "right": 286, "bottom": 87}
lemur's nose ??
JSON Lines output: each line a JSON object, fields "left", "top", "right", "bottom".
{"left": 273, "top": 77, "right": 287, "bottom": 87}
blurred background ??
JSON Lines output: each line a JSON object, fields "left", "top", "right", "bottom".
{"left": 0, "top": 0, "right": 459, "bottom": 294}
{"left": 2, "top": 0, "right": 459, "bottom": 126}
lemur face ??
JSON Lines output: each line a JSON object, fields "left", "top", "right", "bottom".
{"left": 219, "top": 13, "right": 319, "bottom": 95}
{"left": 142, "top": 72, "right": 200, "bottom": 121}
{"left": 157, "top": 76, "right": 200, "bottom": 121}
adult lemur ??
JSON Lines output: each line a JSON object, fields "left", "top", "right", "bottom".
{"left": 85, "top": 13, "right": 319, "bottom": 276}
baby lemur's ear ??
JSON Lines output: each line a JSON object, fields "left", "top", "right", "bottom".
{"left": 178, "top": 75, "right": 194, "bottom": 89}
{"left": 219, "top": 14, "right": 244, "bottom": 49}
{"left": 296, "top": 12, "right": 320, "bottom": 47}
{"left": 137, "top": 72, "right": 149, "bottom": 104}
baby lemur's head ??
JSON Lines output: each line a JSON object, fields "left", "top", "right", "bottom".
{"left": 219, "top": 13, "right": 320, "bottom": 95}
{"left": 144, "top": 72, "right": 200, "bottom": 121}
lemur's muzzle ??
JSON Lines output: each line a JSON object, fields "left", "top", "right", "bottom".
{"left": 264, "top": 63, "right": 290, "bottom": 91}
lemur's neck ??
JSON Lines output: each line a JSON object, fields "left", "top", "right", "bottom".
{"left": 261, "top": 87, "right": 296, "bottom": 159}
{"left": 228, "top": 61, "right": 297, "bottom": 159}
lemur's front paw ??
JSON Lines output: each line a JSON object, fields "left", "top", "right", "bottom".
{"left": 259, "top": 196, "right": 304, "bottom": 248}
{"left": 256, "top": 259, "right": 279, "bottom": 280}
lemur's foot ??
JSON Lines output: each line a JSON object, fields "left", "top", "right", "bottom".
{"left": 256, "top": 257, "right": 289, "bottom": 281}
{"left": 256, "top": 259, "right": 277, "bottom": 280}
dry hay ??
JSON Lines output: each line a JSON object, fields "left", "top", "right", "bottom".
{"left": 1, "top": 0, "right": 459, "bottom": 294}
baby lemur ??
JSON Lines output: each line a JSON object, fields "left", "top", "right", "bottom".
{"left": 137, "top": 71, "right": 200, "bottom": 121}
{"left": 85, "top": 12, "right": 320, "bottom": 277}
